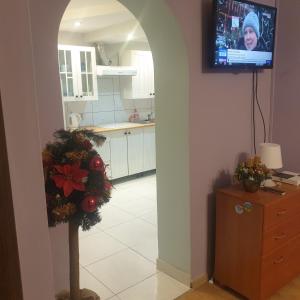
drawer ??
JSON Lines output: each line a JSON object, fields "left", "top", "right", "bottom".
{"left": 262, "top": 214, "right": 300, "bottom": 256}
{"left": 264, "top": 194, "right": 300, "bottom": 230}
{"left": 261, "top": 234, "right": 300, "bottom": 299}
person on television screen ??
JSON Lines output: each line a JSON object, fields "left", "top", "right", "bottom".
{"left": 238, "top": 11, "right": 264, "bottom": 51}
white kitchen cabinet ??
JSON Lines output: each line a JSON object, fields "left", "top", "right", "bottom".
{"left": 120, "top": 50, "right": 155, "bottom": 99}
{"left": 109, "top": 129, "right": 143, "bottom": 179}
{"left": 94, "top": 135, "right": 112, "bottom": 179}
{"left": 127, "top": 128, "right": 144, "bottom": 175}
{"left": 98, "top": 126, "right": 155, "bottom": 180}
{"left": 143, "top": 127, "right": 156, "bottom": 171}
{"left": 58, "top": 45, "right": 98, "bottom": 102}
{"left": 109, "top": 131, "right": 128, "bottom": 179}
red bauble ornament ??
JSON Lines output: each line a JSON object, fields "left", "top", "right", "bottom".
{"left": 81, "top": 196, "right": 98, "bottom": 213}
{"left": 89, "top": 156, "right": 104, "bottom": 171}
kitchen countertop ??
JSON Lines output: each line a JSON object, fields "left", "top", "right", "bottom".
{"left": 83, "top": 121, "right": 155, "bottom": 133}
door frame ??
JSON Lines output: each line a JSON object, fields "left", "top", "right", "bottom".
{"left": 0, "top": 92, "right": 23, "bottom": 300}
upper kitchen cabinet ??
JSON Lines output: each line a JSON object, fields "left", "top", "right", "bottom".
{"left": 58, "top": 45, "right": 98, "bottom": 101}
{"left": 120, "top": 50, "right": 155, "bottom": 99}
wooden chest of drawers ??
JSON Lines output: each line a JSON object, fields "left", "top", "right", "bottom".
{"left": 214, "top": 184, "right": 300, "bottom": 300}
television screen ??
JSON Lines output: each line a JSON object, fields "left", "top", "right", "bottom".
{"left": 212, "top": 0, "right": 277, "bottom": 69}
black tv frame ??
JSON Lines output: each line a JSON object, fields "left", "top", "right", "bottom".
{"left": 210, "top": 0, "right": 277, "bottom": 70}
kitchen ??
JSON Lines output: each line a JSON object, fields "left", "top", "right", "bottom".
{"left": 57, "top": 0, "right": 189, "bottom": 299}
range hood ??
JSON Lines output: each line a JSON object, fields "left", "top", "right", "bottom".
{"left": 96, "top": 65, "right": 137, "bottom": 76}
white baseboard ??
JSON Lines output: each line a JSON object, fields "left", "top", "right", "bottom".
{"left": 156, "top": 258, "right": 191, "bottom": 286}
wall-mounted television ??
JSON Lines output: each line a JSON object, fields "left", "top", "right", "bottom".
{"left": 211, "top": 0, "right": 277, "bottom": 69}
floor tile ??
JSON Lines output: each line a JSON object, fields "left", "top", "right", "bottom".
{"left": 133, "top": 184, "right": 157, "bottom": 200}
{"left": 97, "top": 204, "right": 136, "bottom": 230}
{"left": 105, "top": 218, "right": 157, "bottom": 248}
{"left": 110, "top": 195, "right": 155, "bottom": 217}
{"left": 86, "top": 248, "right": 157, "bottom": 294}
{"left": 140, "top": 210, "right": 158, "bottom": 226}
{"left": 130, "top": 235, "right": 158, "bottom": 263}
{"left": 80, "top": 267, "right": 114, "bottom": 300}
{"left": 117, "top": 272, "right": 190, "bottom": 300}
{"left": 107, "top": 296, "right": 121, "bottom": 300}
{"left": 80, "top": 231, "right": 126, "bottom": 266}
{"left": 79, "top": 225, "right": 101, "bottom": 239}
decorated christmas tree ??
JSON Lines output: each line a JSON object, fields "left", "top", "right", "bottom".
{"left": 43, "top": 129, "right": 112, "bottom": 300}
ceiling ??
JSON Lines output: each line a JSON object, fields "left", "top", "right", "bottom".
{"left": 59, "top": 0, "right": 148, "bottom": 43}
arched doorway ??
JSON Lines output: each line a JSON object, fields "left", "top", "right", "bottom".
{"left": 0, "top": 0, "right": 191, "bottom": 298}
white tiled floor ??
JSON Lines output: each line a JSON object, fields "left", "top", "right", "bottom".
{"left": 79, "top": 174, "right": 190, "bottom": 299}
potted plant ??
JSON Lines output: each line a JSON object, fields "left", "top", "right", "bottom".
{"left": 235, "top": 156, "right": 270, "bottom": 192}
{"left": 42, "top": 129, "right": 112, "bottom": 300}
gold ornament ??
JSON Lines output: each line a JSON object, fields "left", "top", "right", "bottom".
{"left": 65, "top": 151, "right": 88, "bottom": 161}
{"left": 52, "top": 203, "right": 76, "bottom": 221}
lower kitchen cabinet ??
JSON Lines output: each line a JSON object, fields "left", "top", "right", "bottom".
{"left": 94, "top": 135, "right": 112, "bottom": 179}
{"left": 127, "top": 128, "right": 144, "bottom": 175}
{"left": 96, "top": 126, "right": 156, "bottom": 180}
{"left": 143, "top": 127, "right": 156, "bottom": 171}
{"left": 109, "top": 131, "right": 128, "bottom": 179}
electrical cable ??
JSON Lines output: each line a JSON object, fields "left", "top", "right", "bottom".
{"left": 255, "top": 70, "right": 267, "bottom": 143}
{"left": 252, "top": 71, "right": 256, "bottom": 154}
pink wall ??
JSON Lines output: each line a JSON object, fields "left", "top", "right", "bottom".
{"left": 28, "top": 0, "right": 71, "bottom": 291}
{"left": 272, "top": 0, "right": 300, "bottom": 173}
{"left": 167, "top": 0, "right": 275, "bottom": 278}
{"left": 1, "top": 0, "right": 279, "bottom": 296}
{"left": 0, "top": 1, "right": 55, "bottom": 299}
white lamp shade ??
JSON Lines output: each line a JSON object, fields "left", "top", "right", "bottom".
{"left": 259, "top": 143, "right": 283, "bottom": 169}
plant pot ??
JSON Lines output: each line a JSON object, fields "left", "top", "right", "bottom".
{"left": 242, "top": 179, "right": 260, "bottom": 193}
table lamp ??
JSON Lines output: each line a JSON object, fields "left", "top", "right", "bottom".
{"left": 259, "top": 143, "right": 283, "bottom": 187}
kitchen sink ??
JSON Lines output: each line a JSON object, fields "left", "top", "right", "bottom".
{"left": 133, "top": 120, "right": 155, "bottom": 124}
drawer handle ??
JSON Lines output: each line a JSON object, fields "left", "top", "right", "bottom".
{"left": 273, "top": 233, "right": 286, "bottom": 240}
{"left": 273, "top": 256, "right": 284, "bottom": 265}
{"left": 276, "top": 209, "right": 287, "bottom": 216}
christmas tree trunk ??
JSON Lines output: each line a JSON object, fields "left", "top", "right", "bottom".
{"left": 69, "top": 222, "right": 81, "bottom": 300}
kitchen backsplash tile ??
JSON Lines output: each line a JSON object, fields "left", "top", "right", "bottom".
{"left": 64, "top": 75, "right": 155, "bottom": 128}
{"left": 113, "top": 94, "right": 123, "bottom": 110}
{"left": 115, "top": 110, "right": 129, "bottom": 123}
{"left": 79, "top": 113, "right": 94, "bottom": 127}
{"left": 93, "top": 111, "right": 115, "bottom": 125}
{"left": 113, "top": 77, "right": 120, "bottom": 92}
{"left": 93, "top": 96, "right": 115, "bottom": 112}
{"left": 98, "top": 77, "right": 114, "bottom": 95}
{"left": 66, "top": 101, "right": 93, "bottom": 114}
{"left": 134, "top": 99, "right": 152, "bottom": 109}
{"left": 123, "top": 99, "right": 135, "bottom": 110}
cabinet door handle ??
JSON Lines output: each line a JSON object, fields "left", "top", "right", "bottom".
{"left": 80, "top": 95, "right": 83, "bottom": 98}
{"left": 75, "top": 95, "right": 79, "bottom": 98}
{"left": 273, "top": 233, "right": 286, "bottom": 240}
{"left": 128, "top": 131, "right": 131, "bottom": 135}
{"left": 273, "top": 256, "right": 284, "bottom": 265}
{"left": 276, "top": 209, "right": 287, "bottom": 216}
{"left": 124, "top": 132, "right": 128, "bottom": 135}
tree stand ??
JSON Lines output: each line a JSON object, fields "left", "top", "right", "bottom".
{"left": 56, "top": 223, "right": 100, "bottom": 300}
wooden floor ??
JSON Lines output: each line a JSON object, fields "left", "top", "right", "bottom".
{"left": 177, "top": 276, "right": 300, "bottom": 300}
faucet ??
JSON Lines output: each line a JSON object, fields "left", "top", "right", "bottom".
{"left": 147, "top": 112, "right": 154, "bottom": 121}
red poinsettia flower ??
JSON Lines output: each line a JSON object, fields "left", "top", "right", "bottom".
{"left": 52, "top": 163, "right": 88, "bottom": 197}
